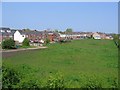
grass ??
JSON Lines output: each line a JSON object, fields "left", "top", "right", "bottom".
{"left": 3, "top": 39, "right": 118, "bottom": 88}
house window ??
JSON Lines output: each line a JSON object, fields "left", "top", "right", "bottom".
{"left": 0, "top": 30, "right": 5, "bottom": 32}
{"left": 7, "top": 30, "right": 11, "bottom": 33}
{"left": 22, "top": 35, "right": 24, "bottom": 37}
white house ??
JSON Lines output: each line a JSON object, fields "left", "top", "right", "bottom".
{"left": 40, "top": 39, "right": 44, "bottom": 44}
{"left": 14, "top": 30, "right": 26, "bottom": 43}
{"left": 93, "top": 32, "right": 101, "bottom": 39}
{"left": 59, "top": 33, "right": 66, "bottom": 38}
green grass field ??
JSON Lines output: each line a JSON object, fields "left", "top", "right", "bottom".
{"left": 3, "top": 39, "right": 118, "bottom": 88}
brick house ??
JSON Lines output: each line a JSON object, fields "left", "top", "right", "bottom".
{"left": 92, "top": 32, "right": 101, "bottom": 39}
{"left": 44, "top": 30, "right": 60, "bottom": 42}
{"left": 14, "top": 30, "right": 45, "bottom": 43}
{"left": 0, "top": 27, "right": 16, "bottom": 44}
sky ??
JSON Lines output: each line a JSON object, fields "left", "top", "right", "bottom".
{"left": 1, "top": 2, "right": 118, "bottom": 33}
{"left": 1, "top": 0, "right": 119, "bottom": 2}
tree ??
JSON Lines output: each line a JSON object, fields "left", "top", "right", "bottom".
{"left": 113, "top": 34, "right": 118, "bottom": 42}
{"left": 118, "top": 34, "right": 120, "bottom": 49}
{"left": 2, "top": 38, "right": 15, "bottom": 49}
{"left": 65, "top": 28, "right": 73, "bottom": 40}
{"left": 45, "top": 38, "right": 50, "bottom": 44}
{"left": 22, "top": 38, "right": 30, "bottom": 46}
{"left": 22, "top": 28, "right": 31, "bottom": 32}
{"left": 54, "top": 29, "right": 59, "bottom": 33}
{"left": 65, "top": 28, "right": 73, "bottom": 34}
{"left": 59, "top": 31, "right": 65, "bottom": 34}
{"left": 112, "top": 34, "right": 119, "bottom": 47}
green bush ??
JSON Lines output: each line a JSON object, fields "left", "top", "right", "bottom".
{"left": 2, "top": 64, "right": 21, "bottom": 88}
{"left": 2, "top": 64, "right": 118, "bottom": 88}
{"left": 22, "top": 38, "right": 30, "bottom": 46}
{"left": 45, "top": 38, "right": 50, "bottom": 44}
{"left": 113, "top": 34, "right": 119, "bottom": 48}
{"left": 46, "top": 73, "right": 64, "bottom": 88}
{"left": 17, "top": 76, "right": 41, "bottom": 88}
{"left": 59, "top": 39, "right": 71, "bottom": 44}
{"left": 2, "top": 64, "right": 42, "bottom": 88}
{"left": 107, "top": 77, "right": 118, "bottom": 88}
{"left": 118, "top": 39, "right": 120, "bottom": 49}
{"left": 2, "top": 38, "right": 15, "bottom": 49}
{"left": 80, "top": 74, "right": 98, "bottom": 88}
{"left": 83, "top": 77, "right": 102, "bottom": 89}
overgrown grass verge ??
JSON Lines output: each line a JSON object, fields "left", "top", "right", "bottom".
{"left": 2, "top": 64, "right": 118, "bottom": 89}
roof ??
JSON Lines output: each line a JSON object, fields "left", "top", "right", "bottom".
{"left": 17, "top": 30, "right": 44, "bottom": 35}
{"left": 0, "top": 27, "right": 10, "bottom": 30}
{"left": 0, "top": 29, "right": 16, "bottom": 36}
{"left": 93, "top": 32, "right": 101, "bottom": 37}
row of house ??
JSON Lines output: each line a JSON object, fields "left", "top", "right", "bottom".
{"left": 59, "top": 32, "right": 113, "bottom": 40}
{"left": 0, "top": 28, "right": 16, "bottom": 43}
{"left": 92, "top": 32, "right": 113, "bottom": 40}
{"left": 0, "top": 28, "right": 57, "bottom": 44}
{"left": 0, "top": 27, "right": 113, "bottom": 45}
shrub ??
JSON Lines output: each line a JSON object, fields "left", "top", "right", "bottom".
{"left": 17, "top": 76, "right": 41, "bottom": 88}
{"left": 22, "top": 38, "right": 30, "bottom": 46}
{"left": 2, "top": 38, "right": 15, "bottom": 49}
{"left": 2, "top": 64, "right": 118, "bottom": 88}
{"left": 113, "top": 34, "right": 119, "bottom": 48}
{"left": 2, "top": 64, "right": 21, "bottom": 88}
{"left": 45, "top": 38, "right": 50, "bottom": 44}
{"left": 46, "top": 73, "right": 64, "bottom": 88}
{"left": 59, "top": 40, "right": 64, "bottom": 43}
{"left": 59, "top": 39, "right": 71, "bottom": 44}
{"left": 107, "top": 77, "right": 118, "bottom": 88}
{"left": 79, "top": 74, "right": 103, "bottom": 89}
{"left": 2, "top": 64, "right": 41, "bottom": 88}
{"left": 83, "top": 78, "right": 102, "bottom": 89}
{"left": 118, "top": 39, "right": 120, "bottom": 49}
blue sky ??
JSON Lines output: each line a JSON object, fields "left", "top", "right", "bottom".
{"left": 1, "top": 2, "right": 118, "bottom": 33}
{"left": 1, "top": 0, "right": 119, "bottom": 2}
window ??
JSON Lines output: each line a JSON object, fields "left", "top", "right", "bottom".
{"left": 0, "top": 30, "right": 5, "bottom": 32}
{"left": 9, "top": 35, "right": 13, "bottom": 37}
{"left": 7, "top": 30, "right": 11, "bottom": 33}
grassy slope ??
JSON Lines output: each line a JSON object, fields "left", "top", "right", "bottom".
{"left": 3, "top": 39, "right": 118, "bottom": 87}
